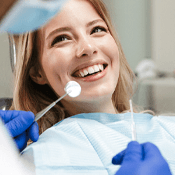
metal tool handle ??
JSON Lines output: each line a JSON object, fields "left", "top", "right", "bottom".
{"left": 34, "top": 92, "right": 68, "bottom": 121}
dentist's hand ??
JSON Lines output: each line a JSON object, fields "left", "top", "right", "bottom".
{"left": 112, "top": 141, "right": 172, "bottom": 175}
{"left": 0, "top": 110, "right": 39, "bottom": 152}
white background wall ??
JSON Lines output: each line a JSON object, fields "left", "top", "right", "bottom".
{"left": 151, "top": 0, "right": 175, "bottom": 72}
{"left": 151, "top": 0, "right": 175, "bottom": 114}
{"left": 0, "top": 33, "right": 13, "bottom": 98}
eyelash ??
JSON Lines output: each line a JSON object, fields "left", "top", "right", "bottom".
{"left": 51, "top": 35, "right": 69, "bottom": 46}
{"left": 51, "top": 26, "right": 107, "bottom": 46}
{"left": 91, "top": 26, "right": 107, "bottom": 34}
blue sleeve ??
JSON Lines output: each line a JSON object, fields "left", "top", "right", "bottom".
{"left": 0, "top": 0, "right": 69, "bottom": 34}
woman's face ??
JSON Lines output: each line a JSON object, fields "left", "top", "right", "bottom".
{"left": 39, "top": 0, "right": 120, "bottom": 105}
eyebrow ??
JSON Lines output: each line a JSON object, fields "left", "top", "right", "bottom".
{"left": 86, "top": 19, "right": 104, "bottom": 27}
{"left": 46, "top": 27, "right": 71, "bottom": 40}
{"left": 46, "top": 19, "right": 105, "bottom": 40}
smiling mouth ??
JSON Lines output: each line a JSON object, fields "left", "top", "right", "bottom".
{"left": 72, "top": 64, "right": 108, "bottom": 78}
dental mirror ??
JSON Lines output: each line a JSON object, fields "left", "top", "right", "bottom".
{"left": 35, "top": 81, "right": 81, "bottom": 121}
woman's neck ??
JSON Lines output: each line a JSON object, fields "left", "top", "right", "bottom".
{"left": 62, "top": 98, "right": 118, "bottom": 116}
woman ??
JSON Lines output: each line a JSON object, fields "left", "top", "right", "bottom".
{"left": 11, "top": 0, "right": 174, "bottom": 174}
{"left": 11, "top": 0, "right": 134, "bottom": 134}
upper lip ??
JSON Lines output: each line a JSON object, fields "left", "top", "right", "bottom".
{"left": 71, "top": 60, "right": 108, "bottom": 76}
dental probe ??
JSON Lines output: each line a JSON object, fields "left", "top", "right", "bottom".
{"left": 129, "top": 99, "right": 137, "bottom": 141}
{"left": 35, "top": 81, "right": 81, "bottom": 122}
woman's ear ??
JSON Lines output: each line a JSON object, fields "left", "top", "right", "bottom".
{"left": 29, "top": 66, "right": 47, "bottom": 85}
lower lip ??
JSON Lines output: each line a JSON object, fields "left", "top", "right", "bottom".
{"left": 76, "top": 66, "right": 108, "bottom": 82}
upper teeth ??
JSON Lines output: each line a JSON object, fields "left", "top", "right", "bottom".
{"left": 78, "top": 64, "right": 104, "bottom": 77}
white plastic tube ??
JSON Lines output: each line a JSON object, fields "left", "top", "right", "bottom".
{"left": 129, "top": 99, "right": 137, "bottom": 141}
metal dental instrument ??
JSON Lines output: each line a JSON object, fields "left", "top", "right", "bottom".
{"left": 34, "top": 81, "right": 81, "bottom": 121}
{"left": 9, "top": 34, "right": 17, "bottom": 73}
{"left": 129, "top": 99, "right": 137, "bottom": 141}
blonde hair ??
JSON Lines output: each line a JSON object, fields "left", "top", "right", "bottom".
{"left": 10, "top": 0, "right": 135, "bottom": 134}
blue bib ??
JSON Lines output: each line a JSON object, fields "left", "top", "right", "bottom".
{"left": 22, "top": 113, "right": 175, "bottom": 174}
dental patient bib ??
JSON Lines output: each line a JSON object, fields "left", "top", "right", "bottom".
{"left": 22, "top": 113, "right": 175, "bottom": 175}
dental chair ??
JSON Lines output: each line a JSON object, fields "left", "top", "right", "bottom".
{"left": 0, "top": 98, "right": 13, "bottom": 110}
{"left": 0, "top": 35, "right": 16, "bottom": 110}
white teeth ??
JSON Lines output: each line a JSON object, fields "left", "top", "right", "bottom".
{"left": 78, "top": 64, "right": 104, "bottom": 77}
{"left": 83, "top": 69, "right": 88, "bottom": 76}
{"left": 80, "top": 71, "right": 84, "bottom": 77}
{"left": 88, "top": 67, "right": 94, "bottom": 74}
{"left": 98, "top": 64, "right": 104, "bottom": 71}
{"left": 93, "top": 65, "right": 100, "bottom": 72}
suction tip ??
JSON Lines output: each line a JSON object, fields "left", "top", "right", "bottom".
{"left": 64, "top": 81, "right": 81, "bottom": 98}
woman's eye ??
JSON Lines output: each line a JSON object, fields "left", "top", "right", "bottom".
{"left": 51, "top": 35, "right": 69, "bottom": 46}
{"left": 91, "top": 26, "right": 107, "bottom": 34}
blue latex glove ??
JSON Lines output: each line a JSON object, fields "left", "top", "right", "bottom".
{"left": 0, "top": 110, "right": 39, "bottom": 152}
{"left": 112, "top": 141, "right": 172, "bottom": 175}
{"left": 0, "top": 0, "right": 69, "bottom": 34}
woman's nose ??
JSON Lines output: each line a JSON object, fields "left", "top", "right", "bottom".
{"left": 76, "top": 36, "right": 97, "bottom": 58}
